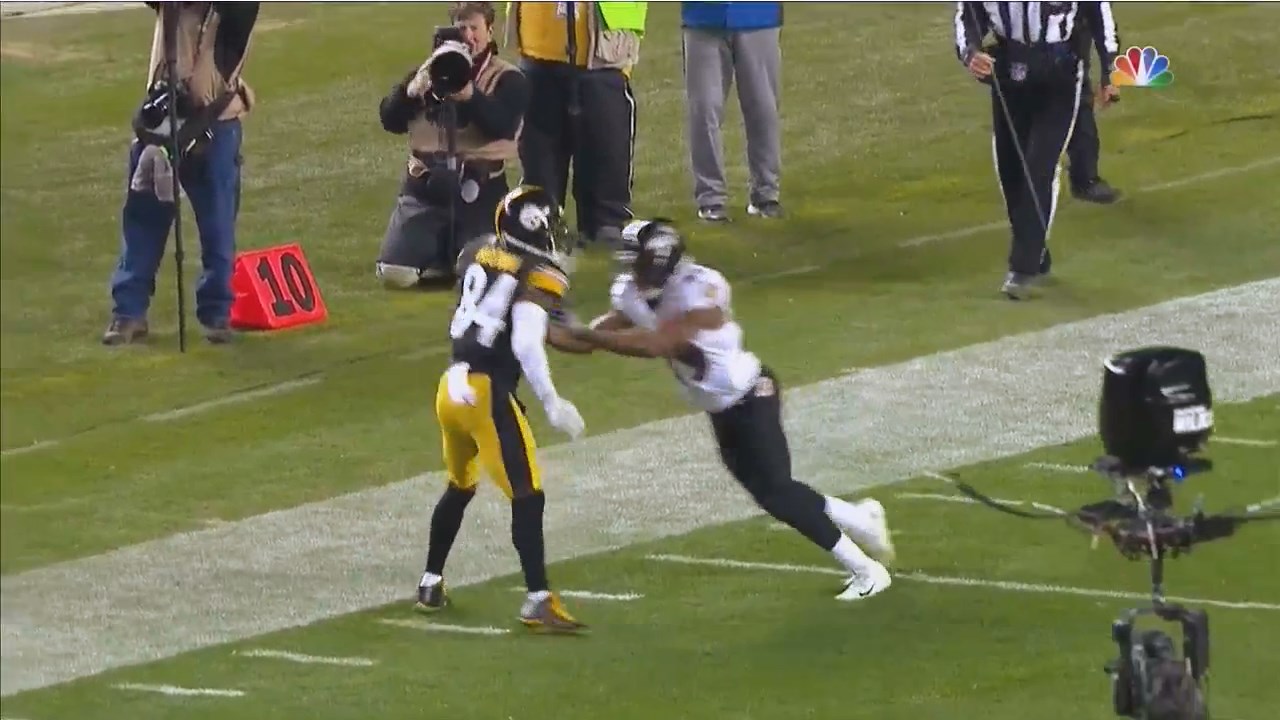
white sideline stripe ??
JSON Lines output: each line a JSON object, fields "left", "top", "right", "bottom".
{"left": 1025, "top": 462, "right": 1091, "bottom": 474}
{"left": 234, "top": 649, "right": 377, "bottom": 667}
{"left": 896, "top": 156, "right": 1280, "bottom": 250}
{"left": 507, "top": 587, "right": 643, "bottom": 601}
{"left": 1214, "top": 436, "right": 1277, "bottom": 447}
{"left": 894, "top": 492, "right": 1067, "bottom": 515}
{"left": 3, "top": 279, "right": 1278, "bottom": 697}
{"left": 377, "top": 618, "right": 508, "bottom": 636}
{"left": 111, "top": 683, "right": 245, "bottom": 698}
{"left": 0, "top": 439, "right": 60, "bottom": 458}
{"left": 1138, "top": 156, "right": 1280, "bottom": 193}
{"left": 142, "top": 377, "right": 324, "bottom": 423}
{"left": 744, "top": 265, "right": 822, "bottom": 283}
{"left": 922, "top": 471, "right": 954, "bottom": 484}
{"left": 1247, "top": 495, "right": 1280, "bottom": 513}
{"left": 647, "top": 554, "right": 1280, "bottom": 612}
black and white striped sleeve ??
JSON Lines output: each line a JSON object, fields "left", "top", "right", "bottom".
{"left": 1079, "top": 1, "right": 1121, "bottom": 86}
{"left": 954, "top": 2, "right": 990, "bottom": 65}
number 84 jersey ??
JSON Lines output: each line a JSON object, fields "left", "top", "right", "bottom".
{"left": 448, "top": 236, "right": 569, "bottom": 393}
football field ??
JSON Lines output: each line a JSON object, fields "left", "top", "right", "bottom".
{"left": 2, "top": 2, "right": 1279, "bottom": 719}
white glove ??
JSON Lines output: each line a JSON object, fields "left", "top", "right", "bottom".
{"left": 406, "top": 67, "right": 431, "bottom": 99}
{"left": 445, "top": 363, "right": 476, "bottom": 406}
{"left": 543, "top": 396, "right": 585, "bottom": 439}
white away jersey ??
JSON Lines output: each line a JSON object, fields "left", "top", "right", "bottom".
{"left": 610, "top": 262, "right": 763, "bottom": 413}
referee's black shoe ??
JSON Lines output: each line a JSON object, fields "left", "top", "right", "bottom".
{"left": 1072, "top": 178, "right": 1121, "bottom": 205}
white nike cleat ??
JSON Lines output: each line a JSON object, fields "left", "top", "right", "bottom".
{"left": 836, "top": 561, "right": 892, "bottom": 602}
{"left": 854, "top": 499, "right": 896, "bottom": 565}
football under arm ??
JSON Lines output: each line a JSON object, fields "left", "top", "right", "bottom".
{"left": 510, "top": 300, "right": 561, "bottom": 405}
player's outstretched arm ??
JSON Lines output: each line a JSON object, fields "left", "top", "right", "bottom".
{"left": 512, "top": 289, "right": 585, "bottom": 438}
{"left": 567, "top": 308, "right": 722, "bottom": 359}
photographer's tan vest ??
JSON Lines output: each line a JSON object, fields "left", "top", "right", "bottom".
{"left": 146, "top": 3, "right": 255, "bottom": 121}
{"left": 406, "top": 56, "right": 521, "bottom": 169}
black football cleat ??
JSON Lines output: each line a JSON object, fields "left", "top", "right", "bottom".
{"left": 415, "top": 581, "right": 449, "bottom": 613}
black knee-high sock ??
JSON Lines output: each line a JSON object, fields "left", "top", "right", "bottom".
{"left": 425, "top": 485, "right": 475, "bottom": 576}
{"left": 755, "top": 480, "right": 841, "bottom": 551}
{"left": 511, "top": 492, "right": 549, "bottom": 592}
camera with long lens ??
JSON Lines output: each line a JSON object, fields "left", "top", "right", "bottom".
{"left": 949, "top": 346, "right": 1277, "bottom": 720}
{"left": 132, "top": 80, "right": 211, "bottom": 156}
{"left": 426, "top": 25, "right": 473, "bottom": 99}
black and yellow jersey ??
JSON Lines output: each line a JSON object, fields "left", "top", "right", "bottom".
{"left": 447, "top": 236, "right": 570, "bottom": 392}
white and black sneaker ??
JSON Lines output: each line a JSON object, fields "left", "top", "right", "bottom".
{"left": 698, "top": 205, "right": 729, "bottom": 223}
{"left": 835, "top": 562, "right": 892, "bottom": 602}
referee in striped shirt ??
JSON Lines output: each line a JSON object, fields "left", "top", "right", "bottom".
{"left": 955, "top": 2, "right": 1120, "bottom": 300}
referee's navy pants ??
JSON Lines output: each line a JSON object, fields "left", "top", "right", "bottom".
{"left": 110, "top": 119, "right": 242, "bottom": 328}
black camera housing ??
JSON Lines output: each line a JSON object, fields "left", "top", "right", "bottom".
{"left": 1108, "top": 604, "right": 1210, "bottom": 717}
{"left": 1099, "top": 347, "right": 1213, "bottom": 472}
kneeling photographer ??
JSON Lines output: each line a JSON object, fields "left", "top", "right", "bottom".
{"left": 376, "top": 2, "right": 529, "bottom": 288}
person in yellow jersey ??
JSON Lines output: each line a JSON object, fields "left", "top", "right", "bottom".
{"left": 504, "top": 2, "right": 647, "bottom": 248}
{"left": 416, "top": 185, "right": 589, "bottom": 632}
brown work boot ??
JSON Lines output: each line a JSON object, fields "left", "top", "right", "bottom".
{"left": 202, "top": 321, "right": 235, "bottom": 345}
{"left": 102, "top": 316, "right": 149, "bottom": 346}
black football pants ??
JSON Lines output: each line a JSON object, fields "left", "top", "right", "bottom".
{"left": 992, "top": 60, "right": 1083, "bottom": 275}
{"left": 709, "top": 369, "right": 841, "bottom": 551}
{"left": 1066, "top": 71, "right": 1100, "bottom": 189}
{"left": 518, "top": 58, "right": 636, "bottom": 242}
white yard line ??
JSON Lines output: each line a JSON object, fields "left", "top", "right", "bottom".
{"left": 647, "top": 554, "right": 1280, "bottom": 612}
{"left": 1213, "top": 436, "right": 1277, "bottom": 448}
{"left": 111, "top": 683, "right": 245, "bottom": 698}
{"left": 141, "top": 377, "right": 324, "bottom": 423}
{"left": 234, "top": 649, "right": 377, "bottom": 667}
{"left": 2, "top": 278, "right": 1278, "bottom": 697}
{"left": 0, "top": 440, "right": 60, "bottom": 458}
{"left": 508, "top": 587, "right": 643, "bottom": 601}
{"left": 1024, "top": 462, "right": 1092, "bottom": 474}
{"left": 377, "top": 619, "right": 509, "bottom": 636}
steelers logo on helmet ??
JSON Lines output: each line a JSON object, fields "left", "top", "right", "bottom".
{"left": 633, "top": 219, "right": 686, "bottom": 297}
{"left": 494, "top": 184, "right": 572, "bottom": 271}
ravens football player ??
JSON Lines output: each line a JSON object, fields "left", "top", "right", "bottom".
{"left": 417, "top": 184, "right": 587, "bottom": 632}
{"left": 563, "top": 219, "right": 896, "bottom": 601}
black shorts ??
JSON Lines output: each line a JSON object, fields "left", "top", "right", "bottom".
{"left": 708, "top": 368, "right": 791, "bottom": 499}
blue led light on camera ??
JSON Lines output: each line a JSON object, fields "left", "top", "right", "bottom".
{"left": 1171, "top": 465, "right": 1186, "bottom": 483}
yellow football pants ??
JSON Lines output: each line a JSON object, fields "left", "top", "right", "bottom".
{"left": 435, "top": 371, "right": 542, "bottom": 499}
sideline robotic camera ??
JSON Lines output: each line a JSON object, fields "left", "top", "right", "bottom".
{"left": 951, "top": 347, "right": 1278, "bottom": 719}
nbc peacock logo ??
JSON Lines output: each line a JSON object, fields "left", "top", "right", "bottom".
{"left": 1111, "top": 45, "right": 1174, "bottom": 88}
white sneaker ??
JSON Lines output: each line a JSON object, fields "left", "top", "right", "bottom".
{"left": 835, "top": 561, "right": 892, "bottom": 602}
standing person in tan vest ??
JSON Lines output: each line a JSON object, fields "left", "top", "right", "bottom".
{"left": 104, "top": 2, "right": 258, "bottom": 346}
{"left": 377, "top": 2, "right": 530, "bottom": 289}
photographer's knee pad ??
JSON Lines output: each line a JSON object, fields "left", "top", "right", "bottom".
{"left": 376, "top": 262, "right": 420, "bottom": 290}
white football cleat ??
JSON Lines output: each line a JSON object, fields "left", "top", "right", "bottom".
{"left": 855, "top": 499, "right": 896, "bottom": 565}
{"left": 836, "top": 561, "right": 892, "bottom": 602}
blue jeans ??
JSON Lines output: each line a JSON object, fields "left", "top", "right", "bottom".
{"left": 110, "top": 119, "right": 242, "bottom": 327}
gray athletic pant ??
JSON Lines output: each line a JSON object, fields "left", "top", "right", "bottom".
{"left": 682, "top": 27, "right": 781, "bottom": 209}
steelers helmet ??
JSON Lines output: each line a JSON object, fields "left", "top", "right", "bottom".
{"left": 630, "top": 218, "right": 686, "bottom": 294}
{"left": 495, "top": 185, "right": 572, "bottom": 271}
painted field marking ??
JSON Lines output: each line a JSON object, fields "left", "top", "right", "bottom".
{"left": 234, "top": 649, "right": 377, "bottom": 667}
{"left": 111, "top": 683, "right": 245, "bottom": 698}
{"left": 1214, "top": 436, "right": 1277, "bottom": 448}
{"left": 377, "top": 618, "right": 509, "bottom": 636}
{"left": 0, "top": 439, "right": 60, "bottom": 458}
{"left": 894, "top": 492, "right": 1068, "bottom": 515}
{"left": 897, "top": 156, "right": 1280, "bottom": 250}
{"left": 646, "top": 554, "right": 1280, "bottom": 612}
{"left": 3, "top": 278, "right": 1276, "bottom": 697}
{"left": 743, "top": 264, "right": 822, "bottom": 284}
{"left": 1025, "top": 462, "right": 1091, "bottom": 474}
{"left": 142, "top": 377, "right": 324, "bottom": 423}
{"left": 1247, "top": 495, "right": 1280, "bottom": 513}
{"left": 507, "top": 587, "right": 643, "bottom": 601}
{"left": 398, "top": 345, "right": 450, "bottom": 362}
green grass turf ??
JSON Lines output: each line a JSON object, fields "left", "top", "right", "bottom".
{"left": 3, "top": 395, "right": 1275, "bottom": 720}
{"left": 3, "top": 2, "right": 1278, "bottom": 575}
